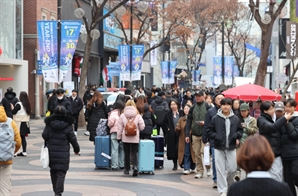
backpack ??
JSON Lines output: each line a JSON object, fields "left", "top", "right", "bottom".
{"left": 154, "top": 103, "right": 167, "bottom": 125}
{"left": 124, "top": 116, "right": 137, "bottom": 136}
{"left": 96, "top": 119, "right": 110, "bottom": 136}
{"left": 0, "top": 118, "right": 15, "bottom": 162}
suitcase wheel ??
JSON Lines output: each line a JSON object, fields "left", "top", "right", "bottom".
{"left": 152, "top": 172, "right": 155, "bottom": 175}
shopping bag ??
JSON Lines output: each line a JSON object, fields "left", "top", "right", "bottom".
{"left": 203, "top": 145, "right": 210, "bottom": 166}
{"left": 40, "top": 142, "right": 49, "bottom": 169}
{"left": 152, "top": 128, "right": 158, "bottom": 136}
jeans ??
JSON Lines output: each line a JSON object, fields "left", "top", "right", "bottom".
{"left": 0, "top": 164, "right": 12, "bottom": 196}
{"left": 211, "top": 147, "right": 217, "bottom": 182}
{"left": 184, "top": 142, "right": 195, "bottom": 170}
{"left": 123, "top": 143, "right": 139, "bottom": 171}
{"left": 50, "top": 169, "right": 67, "bottom": 196}
{"left": 110, "top": 133, "right": 124, "bottom": 168}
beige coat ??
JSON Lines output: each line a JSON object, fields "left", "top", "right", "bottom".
{"left": 175, "top": 115, "right": 195, "bottom": 166}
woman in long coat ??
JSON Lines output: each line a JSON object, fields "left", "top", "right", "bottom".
{"left": 176, "top": 104, "right": 195, "bottom": 174}
{"left": 164, "top": 99, "right": 183, "bottom": 170}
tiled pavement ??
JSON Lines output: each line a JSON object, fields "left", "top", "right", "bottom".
{"left": 10, "top": 119, "right": 238, "bottom": 196}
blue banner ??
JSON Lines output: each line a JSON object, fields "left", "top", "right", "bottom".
{"left": 37, "top": 21, "right": 59, "bottom": 83}
{"left": 131, "top": 45, "right": 144, "bottom": 81}
{"left": 161, "top": 61, "right": 169, "bottom": 84}
{"left": 233, "top": 65, "right": 239, "bottom": 77}
{"left": 213, "top": 57, "right": 222, "bottom": 85}
{"left": 224, "top": 56, "right": 234, "bottom": 85}
{"left": 192, "top": 69, "right": 201, "bottom": 86}
{"left": 59, "top": 20, "right": 81, "bottom": 82}
{"left": 169, "top": 61, "right": 177, "bottom": 84}
{"left": 160, "top": 61, "right": 177, "bottom": 84}
{"left": 118, "top": 45, "right": 130, "bottom": 81}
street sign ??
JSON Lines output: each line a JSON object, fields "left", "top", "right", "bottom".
{"left": 275, "top": 73, "right": 288, "bottom": 84}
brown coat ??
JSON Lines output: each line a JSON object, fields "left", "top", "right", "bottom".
{"left": 175, "top": 115, "right": 195, "bottom": 166}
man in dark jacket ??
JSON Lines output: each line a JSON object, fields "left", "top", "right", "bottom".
{"left": 69, "top": 90, "right": 83, "bottom": 135}
{"left": 257, "top": 101, "right": 291, "bottom": 182}
{"left": 185, "top": 91, "right": 210, "bottom": 179}
{"left": 146, "top": 90, "right": 155, "bottom": 105}
{"left": 54, "top": 89, "right": 73, "bottom": 115}
{"left": 202, "top": 93, "right": 224, "bottom": 188}
{"left": 206, "top": 98, "right": 243, "bottom": 196}
{"left": 42, "top": 105, "right": 80, "bottom": 196}
{"left": 47, "top": 89, "right": 57, "bottom": 114}
{"left": 0, "top": 87, "right": 19, "bottom": 118}
{"left": 181, "top": 90, "right": 194, "bottom": 109}
{"left": 150, "top": 91, "right": 169, "bottom": 144}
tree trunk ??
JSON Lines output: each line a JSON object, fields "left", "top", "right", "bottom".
{"left": 254, "top": 23, "right": 273, "bottom": 87}
{"left": 78, "top": 35, "right": 93, "bottom": 128}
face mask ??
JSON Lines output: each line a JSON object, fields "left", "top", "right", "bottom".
{"left": 90, "top": 93, "right": 94, "bottom": 96}
{"left": 72, "top": 96, "right": 76, "bottom": 99}
{"left": 57, "top": 96, "right": 63, "bottom": 100}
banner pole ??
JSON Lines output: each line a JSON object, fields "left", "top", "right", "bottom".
{"left": 57, "top": 0, "right": 62, "bottom": 86}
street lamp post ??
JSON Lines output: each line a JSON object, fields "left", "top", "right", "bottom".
{"left": 130, "top": 0, "right": 133, "bottom": 85}
{"left": 221, "top": 21, "right": 225, "bottom": 84}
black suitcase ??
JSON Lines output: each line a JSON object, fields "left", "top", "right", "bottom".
{"left": 151, "top": 136, "right": 164, "bottom": 168}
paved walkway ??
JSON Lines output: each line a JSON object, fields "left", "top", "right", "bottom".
{"left": 10, "top": 119, "right": 227, "bottom": 196}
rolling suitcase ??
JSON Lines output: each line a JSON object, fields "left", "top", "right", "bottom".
{"left": 138, "top": 140, "right": 155, "bottom": 175}
{"left": 151, "top": 136, "right": 164, "bottom": 169}
{"left": 94, "top": 136, "right": 111, "bottom": 169}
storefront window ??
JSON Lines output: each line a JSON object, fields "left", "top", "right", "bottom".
{"left": 0, "top": 0, "right": 16, "bottom": 59}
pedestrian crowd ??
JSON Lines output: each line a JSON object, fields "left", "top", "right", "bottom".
{"left": 0, "top": 85, "right": 297, "bottom": 196}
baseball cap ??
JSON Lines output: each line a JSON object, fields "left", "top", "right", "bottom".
{"left": 240, "top": 103, "right": 249, "bottom": 111}
{"left": 194, "top": 91, "right": 204, "bottom": 96}
{"left": 274, "top": 102, "right": 284, "bottom": 111}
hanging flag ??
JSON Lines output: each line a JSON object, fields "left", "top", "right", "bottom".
{"left": 102, "top": 66, "right": 109, "bottom": 82}
{"left": 131, "top": 45, "right": 144, "bottom": 81}
{"left": 161, "top": 61, "right": 169, "bottom": 84}
{"left": 224, "top": 56, "right": 234, "bottom": 85}
{"left": 59, "top": 20, "right": 81, "bottom": 83}
{"left": 192, "top": 69, "right": 201, "bottom": 86}
{"left": 118, "top": 45, "right": 130, "bottom": 81}
{"left": 233, "top": 65, "right": 239, "bottom": 77}
{"left": 37, "top": 21, "right": 59, "bottom": 83}
{"left": 213, "top": 56, "right": 222, "bottom": 85}
{"left": 169, "top": 61, "right": 177, "bottom": 84}
{"left": 150, "top": 41, "right": 157, "bottom": 66}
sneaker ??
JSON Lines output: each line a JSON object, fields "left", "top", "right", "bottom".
{"left": 190, "top": 169, "right": 196, "bottom": 174}
{"left": 207, "top": 168, "right": 211, "bottom": 177}
{"left": 220, "top": 193, "right": 227, "bottom": 196}
{"left": 84, "top": 131, "right": 90, "bottom": 136}
{"left": 74, "top": 131, "right": 77, "bottom": 136}
{"left": 183, "top": 170, "right": 190, "bottom": 175}
{"left": 124, "top": 170, "right": 129, "bottom": 175}
{"left": 195, "top": 174, "right": 203, "bottom": 179}
{"left": 213, "top": 182, "right": 217, "bottom": 189}
{"left": 16, "top": 152, "right": 27, "bottom": 157}
{"left": 164, "top": 147, "right": 167, "bottom": 152}
{"left": 234, "top": 171, "right": 241, "bottom": 182}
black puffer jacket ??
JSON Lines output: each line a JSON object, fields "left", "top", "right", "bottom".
{"left": 257, "top": 113, "right": 287, "bottom": 157}
{"left": 207, "top": 109, "right": 243, "bottom": 150}
{"left": 281, "top": 113, "right": 298, "bottom": 160}
{"left": 86, "top": 102, "right": 108, "bottom": 141}
{"left": 140, "top": 103, "right": 154, "bottom": 135}
{"left": 1, "top": 91, "right": 19, "bottom": 118}
{"left": 150, "top": 96, "right": 169, "bottom": 112}
{"left": 42, "top": 115, "right": 80, "bottom": 171}
{"left": 69, "top": 96, "right": 83, "bottom": 115}
{"left": 54, "top": 96, "right": 73, "bottom": 115}
{"left": 202, "top": 105, "right": 219, "bottom": 147}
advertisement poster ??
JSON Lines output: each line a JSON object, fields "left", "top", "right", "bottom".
{"left": 63, "top": 81, "right": 74, "bottom": 96}
{"left": 59, "top": 20, "right": 81, "bottom": 83}
{"left": 37, "top": 21, "right": 59, "bottom": 83}
{"left": 213, "top": 56, "right": 222, "bottom": 85}
{"left": 118, "top": 45, "right": 130, "bottom": 81}
{"left": 131, "top": 45, "right": 144, "bottom": 81}
{"left": 225, "top": 56, "right": 234, "bottom": 85}
{"left": 233, "top": 65, "right": 239, "bottom": 77}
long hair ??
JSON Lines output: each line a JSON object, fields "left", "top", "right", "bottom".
{"left": 87, "top": 91, "right": 103, "bottom": 109}
{"left": 136, "top": 95, "right": 147, "bottom": 114}
{"left": 19, "top": 91, "right": 31, "bottom": 115}
{"left": 125, "top": 99, "right": 139, "bottom": 114}
{"left": 114, "top": 100, "right": 125, "bottom": 114}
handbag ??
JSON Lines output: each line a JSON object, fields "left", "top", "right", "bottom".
{"left": 40, "top": 142, "right": 49, "bottom": 169}
{"left": 203, "top": 145, "right": 210, "bottom": 166}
